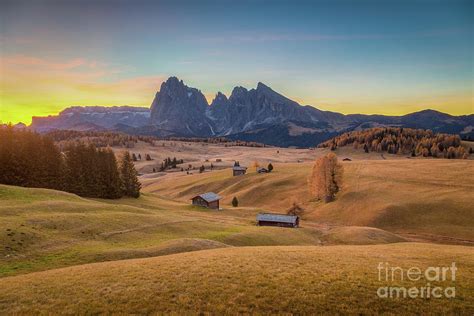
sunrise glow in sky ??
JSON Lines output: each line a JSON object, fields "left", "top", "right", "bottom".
{"left": 1, "top": 0, "right": 473, "bottom": 124}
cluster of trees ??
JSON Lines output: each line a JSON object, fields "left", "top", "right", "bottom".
{"left": 319, "top": 127, "right": 470, "bottom": 159}
{"left": 164, "top": 137, "right": 268, "bottom": 147}
{"left": 308, "top": 153, "right": 343, "bottom": 203}
{"left": 132, "top": 153, "right": 153, "bottom": 161}
{"left": 0, "top": 127, "right": 63, "bottom": 189}
{"left": 159, "top": 157, "right": 184, "bottom": 171}
{"left": 47, "top": 130, "right": 157, "bottom": 148}
{"left": 45, "top": 130, "right": 269, "bottom": 149}
{"left": 0, "top": 127, "right": 141, "bottom": 199}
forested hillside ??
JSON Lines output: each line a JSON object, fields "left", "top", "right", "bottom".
{"left": 319, "top": 127, "right": 471, "bottom": 159}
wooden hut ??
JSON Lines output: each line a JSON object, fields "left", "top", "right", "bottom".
{"left": 256, "top": 213, "right": 299, "bottom": 228}
{"left": 233, "top": 166, "right": 247, "bottom": 176}
{"left": 191, "top": 192, "right": 221, "bottom": 209}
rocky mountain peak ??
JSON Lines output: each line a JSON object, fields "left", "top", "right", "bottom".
{"left": 256, "top": 81, "right": 272, "bottom": 92}
{"left": 210, "top": 92, "right": 229, "bottom": 107}
{"left": 230, "top": 86, "right": 249, "bottom": 97}
{"left": 149, "top": 77, "right": 212, "bottom": 136}
{"left": 28, "top": 75, "right": 473, "bottom": 147}
{"left": 159, "top": 76, "right": 188, "bottom": 97}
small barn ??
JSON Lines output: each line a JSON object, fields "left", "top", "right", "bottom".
{"left": 257, "top": 167, "right": 269, "bottom": 174}
{"left": 233, "top": 166, "right": 247, "bottom": 176}
{"left": 232, "top": 161, "right": 247, "bottom": 176}
{"left": 191, "top": 192, "right": 221, "bottom": 209}
{"left": 256, "top": 213, "right": 300, "bottom": 228}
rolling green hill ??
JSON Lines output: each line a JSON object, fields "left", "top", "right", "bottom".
{"left": 0, "top": 184, "right": 329, "bottom": 277}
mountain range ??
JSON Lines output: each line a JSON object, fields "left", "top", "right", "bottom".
{"left": 29, "top": 76, "right": 474, "bottom": 147}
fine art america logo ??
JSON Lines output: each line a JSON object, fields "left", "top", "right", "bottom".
{"left": 377, "top": 262, "right": 457, "bottom": 299}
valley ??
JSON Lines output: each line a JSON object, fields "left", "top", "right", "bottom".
{"left": 2, "top": 0, "right": 473, "bottom": 313}
{"left": 1, "top": 141, "right": 473, "bottom": 313}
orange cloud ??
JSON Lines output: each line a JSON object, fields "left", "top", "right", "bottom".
{"left": 0, "top": 54, "right": 166, "bottom": 124}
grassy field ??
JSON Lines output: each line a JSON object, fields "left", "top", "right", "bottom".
{"left": 1, "top": 243, "right": 472, "bottom": 314}
{"left": 2, "top": 147, "right": 472, "bottom": 278}
{"left": 0, "top": 184, "right": 328, "bottom": 277}
{"left": 1, "top": 143, "right": 473, "bottom": 313}
{"left": 145, "top": 155, "right": 474, "bottom": 241}
{"left": 114, "top": 140, "right": 318, "bottom": 174}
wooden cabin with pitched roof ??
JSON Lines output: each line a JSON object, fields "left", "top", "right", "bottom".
{"left": 191, "top": 192, "right": 222, "bottom": 209}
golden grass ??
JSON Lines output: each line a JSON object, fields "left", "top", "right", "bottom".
{"left": 321, "top": 226, "right": 406, "bottom": 245}
{"left": 1, "top": 143, "right": 473, "bottom": 314}
{"left": 310, "top": 159, "right": 474, "bottom": 240}
{"left": 146, "top": 157, "right": 474, "bottom": 241}
{"left": 0, "top": 243, "right": 472, "bottom": 314}
{"left": 114, "top": 140, "right": 318, "bottom": 174}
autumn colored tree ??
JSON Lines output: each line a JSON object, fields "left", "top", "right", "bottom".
{"left": 287, "top": 202, "right": 304, "bottom": 216}
{"left": 252, "top": 161, "right": 260, "bottom": 171}
{"left": 318, "top": 127, "right": 469, "bottom": 160}
{"left": 308, "top": 153, "right": 343, "bottom": 203}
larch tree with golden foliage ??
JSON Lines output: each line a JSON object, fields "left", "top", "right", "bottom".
{"left": 308, "top": 153, "right": 343, "bottom": 202}
{"left": 252, "top": 160, "right": 260, "bottom": 171}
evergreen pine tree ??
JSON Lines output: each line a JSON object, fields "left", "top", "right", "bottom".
{"left": 120, "top": 151, "right": 141, "bottom": 198}
{"left": 102, "top": 148, "right": 123, "bottom": 199}
{"left": 267, "top": 163, "right": 273, "bottom": 172}
{"left": 363, "top": 143, "right": 369, "bottom": 153}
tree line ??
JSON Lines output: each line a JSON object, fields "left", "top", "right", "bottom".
{"left": 318, "top": 127, "right": 471, "bottom": 159}
{"left": 47, "top": 130, "right": 157, "bottom": 149}
{"left": 45, "top": 130, "right": 269, "bottom": 149}
{"left": 0, "top": 126, "right": 140, "bottom": 199}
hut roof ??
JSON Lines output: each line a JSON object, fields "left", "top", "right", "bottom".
{"left": 233, "top": 166, "right": 247, "bottom": 171}
{"left": 256, "top": 213, "right": 299, "bottom": 224}
{"left": 192, "top": 192, "right": 221, "bottom": 203}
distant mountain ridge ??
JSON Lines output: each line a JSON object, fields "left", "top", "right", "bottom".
{"left": 31, "top": 106, "right": 150, "bottom": 133}
{"left": 28, "top": 76, "right": 474, "bottom": 147}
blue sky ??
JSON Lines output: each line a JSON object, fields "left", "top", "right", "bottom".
{"left": 1, "top": 0, "right": 472, "bottom": 123}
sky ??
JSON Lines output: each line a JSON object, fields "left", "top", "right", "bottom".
{"left": 0, "top": 0, "right": 473, "bottom": 124}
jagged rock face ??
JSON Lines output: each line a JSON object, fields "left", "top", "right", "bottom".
{"left": 149, "top": 77, "right": 213, "bottom": 136}
{"left": 207, "top": 82, "right": 350, "bottom": 135}
{"left": 207, "top": 92, "right": 231, "bottom": 134}
{"left": 27, "top": 76, "right": 474, "bottom": 146}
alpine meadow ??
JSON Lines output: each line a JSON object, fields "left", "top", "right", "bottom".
{"left": 1, "top": 0, "right": 473, "bottom": 315}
